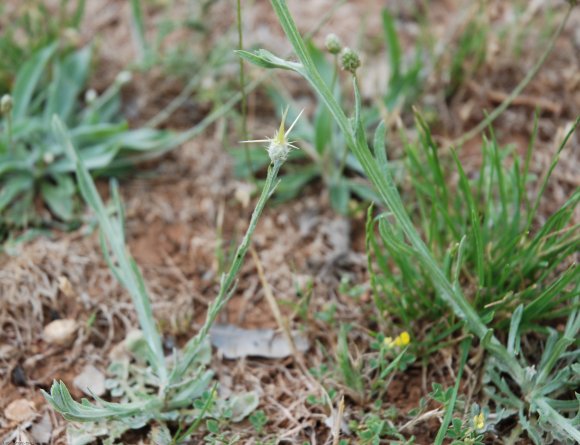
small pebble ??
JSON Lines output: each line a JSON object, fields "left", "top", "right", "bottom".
{"left": 43, "top": 319, "right": 78, "bottom": 346}
{"left": 10, "top": 364, "right": 27, "bottom": 387}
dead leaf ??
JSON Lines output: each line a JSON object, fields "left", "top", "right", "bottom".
{"left": 58, "top": 276, "right": 76, "bottom": 298}
{"left": 73, "top": 364, "right": 106, "bottom": 396}
{"left": 4, "top": 399, "right": 36, "bottom": 422}
{"left": 234, "top": 182, "right": 256, "bottom": 208}
{"left": 209, "top": 324, "right": 309, "bottom": 359}
{"left": 30, "top": 412, "right": 52, "bottom": 443}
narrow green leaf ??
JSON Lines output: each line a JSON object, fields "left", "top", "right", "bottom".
{"left": 434, "top": 338, "right": 472, "bottom": 445}
{"left": 12, "top": 42, "right": 58, "bottom": 120}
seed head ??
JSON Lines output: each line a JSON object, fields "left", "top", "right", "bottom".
{"left": 241, "top": 108, "right": 303, "bottom": 164}
{"left": 340, "top": 47, "right": 361, "bottom": 74}
{"left": 325, "top": 34, "right": 342, "bottom": 55}
{"left": 1, "top": 94, "right": 13, "bottom": 115}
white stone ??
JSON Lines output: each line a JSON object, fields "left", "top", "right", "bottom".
{"left": 43, "top": 319, "right": 78, "bottom": 346}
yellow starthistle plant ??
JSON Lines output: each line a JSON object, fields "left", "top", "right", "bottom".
{"left": 241, "top": 108, "right": 303, "bottom": 163}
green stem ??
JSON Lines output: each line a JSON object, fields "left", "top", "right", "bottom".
{"left": 170, "top": 161, "right": 282, "bottom": 383}
{"left": 130, "top": 0, "right": 148, "bottom": 65}
{"left": 5, "top": 112, "right": 13, "bottom": 154}
{"left": 237, "top": 0, "right": 254, "bottom": 181}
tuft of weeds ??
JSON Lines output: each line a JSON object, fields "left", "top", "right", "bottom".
{"left": 0, "top": 43, "right": 175, "bottom": 237}
{"left": 41, "top": 109, "right": 300, "bottom": 443}
{"left": 238, "top": 0, "right": 579, "bottom": 442}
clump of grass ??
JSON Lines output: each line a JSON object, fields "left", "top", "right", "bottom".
{"left": 238, "top": 0, "right": 579, "bottom": 442}
{"left": 42, "top": 110, "right": 300, "bottom": 443}
{"left": 368, "top": 114, "right": 580, "bottom": 352}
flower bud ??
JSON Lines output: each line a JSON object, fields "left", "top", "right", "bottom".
{"left": 85, "top": 89, "right": 97, "bottom": 104}
{"left": 115, "top": 71, "right": 132, "bottom": 86}
{"left": 1, "top": 94, "right": 13, "bottom": 115}
{"left": 43, "top": 152, "right": 55, "bottom": 164}
{"left": 325, "top": 34, "right": 342, "bottom": 55}
{"left": 340, "top": 47, "right": 361, "bottom": 74}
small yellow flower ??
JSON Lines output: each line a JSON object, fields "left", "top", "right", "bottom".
{"left": 394, "top": 331, "right": 411, "bottom": 347}
{"left": 473, "top": 412, "right": 485, "bottom": 430}
{"left": 384, "top": 331, "right": 411, "bottom": 348}
{"left": 383, "top": 336, "right": 394, "bottom": 347}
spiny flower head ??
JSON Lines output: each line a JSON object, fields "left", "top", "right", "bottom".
{"left": 242, "top": 108, "right": 303, "bottom": 164}
{"left": 384, "top": 331, "right": 411, "bottom": 348}
{"left": 340, "top": 47, "right": 361, "bottom": 74}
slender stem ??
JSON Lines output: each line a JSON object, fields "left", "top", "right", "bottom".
{"left": 129, "top": 0, "right": 148, "bottom": 65}
{"left": 145, "top": 70, "right": 205, "bottom": 128}
{"left": 237, "top": 0, "right": 254, "bottom": 181}
{"left": 5, "top": 112, "right": 13, "bottom": 154}
{"left": 170, "top": 161, "right": 282, "bottom": 383}
{"left": 451, "top": 4, "right": 573, "bottom": 147}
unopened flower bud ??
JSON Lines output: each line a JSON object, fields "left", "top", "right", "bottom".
{"left": 1, "top": 94, "right": 13, "bottom": 114}
{"left": 85, "top": 89, "right": 97, "bottom": 104}
{"left": 115, "top": 71, "right": 132, "bottom": 86}
{"left": 340, "top": 47, "right": 361, "bottom": 74}
{"left": 325, "top": 34, "right": 342, "bottom": 55}
{"left": 43, "top": 152, "right": 55, "bottom": 164}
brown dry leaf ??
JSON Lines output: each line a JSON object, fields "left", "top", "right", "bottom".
{"left": 234, "top": 182, "right": 256, "bottom": 208}
{"left": 73, "top": 364, "right": 106, "bottom": 397}
{"left": 210, "top": 324, "right": 310, "bottom": 359}
{"left": 58, "top": 276, "right": 76, "bottom": 298}
{"left": 4, "top": 399, "right": 36, "bottom": 422}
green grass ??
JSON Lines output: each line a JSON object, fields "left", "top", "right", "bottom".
{"left": 367, "top": 114, "right": 580, "bottom": 349}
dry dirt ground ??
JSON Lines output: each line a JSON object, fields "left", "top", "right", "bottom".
{"left": 1, "top": 0, "right": 579, "bottom": 443}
